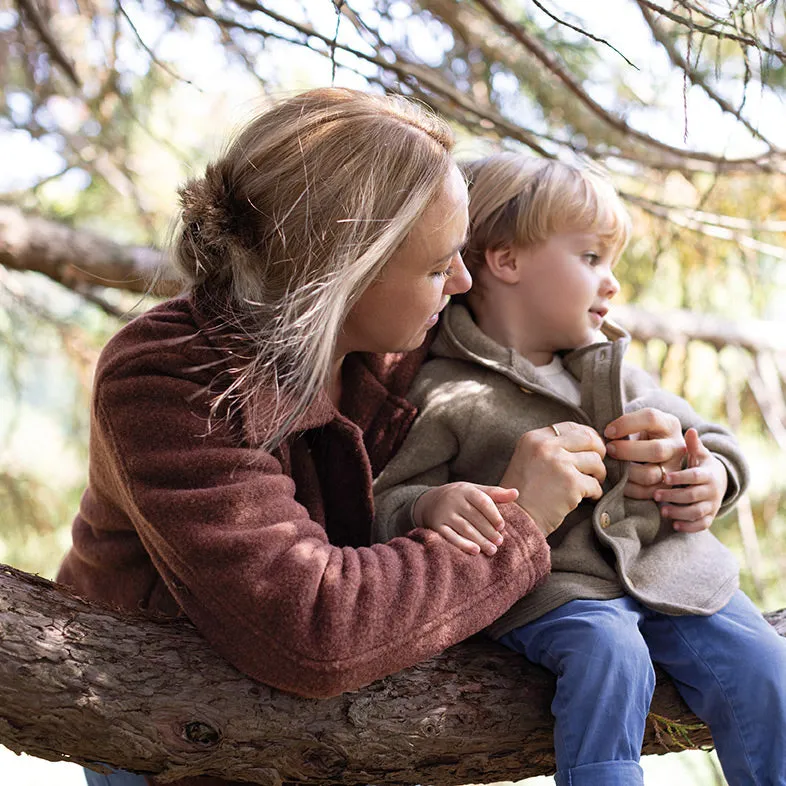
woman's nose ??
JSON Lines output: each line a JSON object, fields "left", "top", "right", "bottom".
{"left": 446, "top": 254, "right": 472, "bottom": 296}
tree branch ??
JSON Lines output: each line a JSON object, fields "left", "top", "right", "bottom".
{"left": 471, "top": 0, "right": 784, "bottom": 172}
{"left": 0, "top": 205, "right": 177, "bottom": 296}
{"left": 3, "top": 564, "right": 784, "bottom": 783}
{"left": 14, "top": 0, "right": 82, "bottom": 87}
{"left": 639, "top": 2, "right": 777, "bottom": 149}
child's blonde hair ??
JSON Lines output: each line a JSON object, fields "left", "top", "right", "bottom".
{"left": 462, "top": 153, "right": 631, "bottom": 274}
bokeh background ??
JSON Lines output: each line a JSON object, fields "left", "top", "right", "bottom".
{"left": 2, "top": 1, "right": 785, "bottom": 783}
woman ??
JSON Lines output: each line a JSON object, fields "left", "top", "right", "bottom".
{"left": 60, "top": 88, "right": 608, "bottom": 785}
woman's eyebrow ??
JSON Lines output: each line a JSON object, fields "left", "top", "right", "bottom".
{"left": 435, "top": 228, "right": 470, "bottom": 264}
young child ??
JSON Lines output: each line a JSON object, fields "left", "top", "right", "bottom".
{"left": 372, "top": 153, "right": 786, "bottom": 786}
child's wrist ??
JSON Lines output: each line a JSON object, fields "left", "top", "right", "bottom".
{"left": 412, "top": 489, "right": 433, "bottom": 528}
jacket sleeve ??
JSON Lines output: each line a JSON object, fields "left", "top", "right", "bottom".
{"left": 93, "top": 348, "right": 550, "bottom": 700}
{"left": 623, "top": 365, "right": 750, "bottom": 516}
{"left": 372, "top": 407, "right": 458, "bottom": 543}
{"left": 372, "top": 364, "right": 504, "bottom": 542}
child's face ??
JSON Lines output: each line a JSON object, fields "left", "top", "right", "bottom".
{"left": 513, "top": 230, "right": 620, "bottom": 354}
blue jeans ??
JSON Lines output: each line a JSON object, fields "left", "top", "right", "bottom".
{"left": 84, "top": 766, "right": 148, "bottom": 785}
{"left": 499, "top": 591, "right": 786, "bottom": 786}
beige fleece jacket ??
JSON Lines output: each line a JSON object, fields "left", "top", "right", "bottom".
{"left": 372, "top": 302, "right": 748, "bottom": 638}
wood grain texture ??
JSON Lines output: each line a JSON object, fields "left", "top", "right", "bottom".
{"left": 2, "top": 564, "right": 784, "bottom": 784}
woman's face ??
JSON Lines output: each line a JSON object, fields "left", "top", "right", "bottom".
{"left": 339, "top": 165, "right": 472, "bottom": 356}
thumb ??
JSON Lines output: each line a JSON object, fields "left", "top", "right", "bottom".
{"left": 480, "top": 485, "right": 520, "bottom": 503}
{"left": 684, "top": 427, "right": 708, "bottom": 467}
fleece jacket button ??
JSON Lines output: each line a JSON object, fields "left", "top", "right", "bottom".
{"left": 600, "top": 512, "right": 611, "bottom": 528}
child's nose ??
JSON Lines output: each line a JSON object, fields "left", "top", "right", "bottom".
{"left": 603, "top": 270, "right": 620, "bottom": 298}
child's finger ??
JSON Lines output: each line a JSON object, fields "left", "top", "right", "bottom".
{"left": 432, "top": 524, "right": 482, "bottom": 555}
{"left": 684, "top": 428, "right": 710, "bottom": 467}
{"left": 660, "top": 500, "right": 714, "bottom": 522}
{"left": 654, "top": 484, "right": 707, "bottom": 505}
{"left": 664, "top": 467, "right": 712, "bottom": 486}
{"left": 672, "top": 516, "right": 713, "bottom": 533}
{"left": 440, "top": 508, "right": 502, "bottom": 554}
{"left": 474, "top": 485, "right": 518, "bottom": 520}
{"left": 455, "top": 504, "right": 505, "bottom": 553}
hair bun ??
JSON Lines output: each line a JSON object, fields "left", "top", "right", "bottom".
{"left": 177, "top": 162, "right": 248, "bottom": 273}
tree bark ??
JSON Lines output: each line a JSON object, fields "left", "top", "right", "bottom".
{"left": 2, "top": 565, "right": 784, "bottom": 784}
{"left": 0, "top": 205, "right": 177, "bottom": 296}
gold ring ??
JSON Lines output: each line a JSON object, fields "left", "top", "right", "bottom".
{"left": 551, "top": 424, "right": 561, "bottom": 438}
{"left": 659, "top": 464, "right": 668, "bottom": 483}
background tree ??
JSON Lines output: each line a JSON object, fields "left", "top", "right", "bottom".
{"left": 1, "top": 1, "right": 785, "bottom": 783}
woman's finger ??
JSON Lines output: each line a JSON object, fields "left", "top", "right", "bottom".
{"left": 605, "top": 408, "right": 681, "bottom": 440}
{"left": 627, "top": 461, "right": 667, "bottom": 488}
{"left": 548, "top": 422, "right": 607, "bottom": 457}
{"left": 684, "top": 428, "right": 710, "bottom": 466}
{"left": 571, "top": 450, "right": 608, "bottom": 483}
{"left": 606, "top": 436, "right": 685, "bottom": 465}
{"left": 622, "top": 480, "right": 658, "bottom": 500}
{"left": 579, "top": 472, "right": 604, "bottom": 501}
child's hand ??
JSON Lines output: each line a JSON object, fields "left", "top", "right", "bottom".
{"left": 412, "top": 482, "right": 519, "bottom": 556}
{"left": 654, "top": 428, "right": 728, "bottom": 532}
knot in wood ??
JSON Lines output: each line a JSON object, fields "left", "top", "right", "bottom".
{"left": 182, "top": 720, "right": 221, "bottom": 747}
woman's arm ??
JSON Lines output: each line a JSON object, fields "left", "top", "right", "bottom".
{"left": 87, "top": 339, "right": 550, "bottom": 700}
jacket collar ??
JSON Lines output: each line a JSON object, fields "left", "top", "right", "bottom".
{"left": 432, "top": 301, "right": 630, "bottom": 387}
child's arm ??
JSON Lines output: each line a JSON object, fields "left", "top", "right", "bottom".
{"left": 654, "top": 427, "right": 729, "bottom": 532}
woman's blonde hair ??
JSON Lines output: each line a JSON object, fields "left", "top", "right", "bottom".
{"left": 173, "top": 88, "right": 455, "bottom": 450}
{"left": 462, "top": 152, "right": 631, "bottom": 275}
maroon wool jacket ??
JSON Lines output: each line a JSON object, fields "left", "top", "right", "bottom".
{"left": 57, "top": 297, "right": 550, "bottom": 785}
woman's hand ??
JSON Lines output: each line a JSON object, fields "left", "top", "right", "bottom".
{"left": 604, "top": 408, "right": 687, "bottom": 500}
{"left": 499, "top": 422, "right": 607, "bottom": 537}
{"left": 412, "top": 483, "right": 519, "bottom": 555}
{"left": 654, "top": 428, "right": 728, "bottom": 532}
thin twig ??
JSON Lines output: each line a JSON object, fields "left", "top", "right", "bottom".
{"left": 472, "top": 0, "right": 784, "bottom": 171}
{"left": 640, "top": 3, "right": 776, "bottom": 148}
{"left": 636, "top": 0, "right": 786, "bottom": 60}
{"left": 117, "top": 1, "right": 197, "bottom": 87}
{"left": 531, "top": 0, "right": 639, "bottom": 69}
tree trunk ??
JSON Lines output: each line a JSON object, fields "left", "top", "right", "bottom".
{"left": 2, "top": 565, "right": 784, "bottom": 784}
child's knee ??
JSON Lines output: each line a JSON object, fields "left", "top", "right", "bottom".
{"left": 560, "top": 620, "right": 654, "bottom": 689}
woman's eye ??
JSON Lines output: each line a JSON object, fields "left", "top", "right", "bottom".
{"left": 432, "top": 266, "right": 452, "bottom": 279}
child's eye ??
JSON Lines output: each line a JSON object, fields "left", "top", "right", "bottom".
{"left": 583, "top": 252, "right": 601, "bottom": 266}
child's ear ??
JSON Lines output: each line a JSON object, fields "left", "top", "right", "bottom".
{"left": 484, "top": 245, "right": 520, "bottom": 284}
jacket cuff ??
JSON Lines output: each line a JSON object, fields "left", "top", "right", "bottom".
{"left": 713, "top": 452, "right": 743, "bottom": 517}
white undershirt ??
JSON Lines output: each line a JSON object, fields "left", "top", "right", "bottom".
{"left": 534, "top": 355, "right": 582, "bottom": 406}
